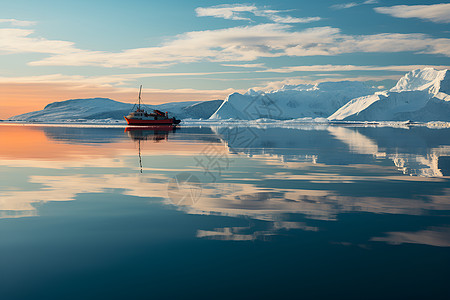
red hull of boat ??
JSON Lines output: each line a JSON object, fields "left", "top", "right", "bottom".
{"left": 124, "top": 117, "right": 176, "bottom": 125}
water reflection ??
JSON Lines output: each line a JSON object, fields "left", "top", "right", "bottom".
{"left": 125, "top": 126, "right": 176, "bottom": 173}
{"left": 328, "top": 126, "right": 450, "bottom": 177}
{"left": 371, "top": 226, "right": 450, "bottom": 247}
{"left": 125, "top": 125, "right": 176, "bottom": 142}
{"left": 0, "top": 123, "right": 449, "bottom": 247}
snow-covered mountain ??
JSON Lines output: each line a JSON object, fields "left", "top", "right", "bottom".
{"left": 8, "top": 98, "right": 223, "bottom": 122}
{"left": 210, "top": 81, "right": 377, "bottom": 120}
{"left": 329, "top": 68, "right": 450, "bottom": 122}
{"left": 7, "top": 68, "right": 450, "bottom": 123}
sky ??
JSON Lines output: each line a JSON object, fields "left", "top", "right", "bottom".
{"left": 0, "top": 0, "right": 449, "bottom": 118}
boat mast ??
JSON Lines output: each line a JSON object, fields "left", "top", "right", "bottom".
{"left": 138, "top": 85, "right": 142, "bottom": 111}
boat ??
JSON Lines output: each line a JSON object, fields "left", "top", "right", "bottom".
{"left": 124, "top": 85, "right": 181, "bottom": 126}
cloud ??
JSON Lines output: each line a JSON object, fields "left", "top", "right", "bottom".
{"left": 0, "top": 28, "right": 80, "bottom": 55}
{"left": 261, "top": 64, "right": 450, "bottom": 73}
{"left": 28, "top": 23, "right": 303, "bottom": 67}
{"left": 285, "top": 31, "right": 450, "bottom": 57}
{"left": 375, "top": 3, "right": 450, "bottom": 24}
{"left": 331, "top": 0, "right": 378, "bottom": 10}
{"left": 0, "top": 18, "right": 36, "bottom": 27}
{"left": 1, "top": 10, "right": 450, "bottom": 69}
{"left": 221, "top": 63, "right": 266, "bottom": 68}
{"left": 26, "top": 24, "right": 450, "bottom": 68}
{"left": 264, "top": 15, "right": 321, "bottom": 24}
{"left": 0, "top": 71, "right": 249, "bottom": 85}
{"left": 331, "top": 3, "right": 359, "bottom": 10}
{"left": 195, "top": 4, "right": 257, "bottom": 21}
{"left": 195, "top": 4, "right": 321, "bottom": 24}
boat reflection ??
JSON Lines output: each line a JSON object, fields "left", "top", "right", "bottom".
{"left": 125, "top": 126, "right": 177, "bottom": 173}
{"left": 125, "top": 125, "right": 176, "bottom": 142}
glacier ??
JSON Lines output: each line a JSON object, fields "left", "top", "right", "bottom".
{"left": 210, "top": 81, "right": 377, "bottom": 120}
{"left": 329, "top": 68, "right": 450, "bottom": 122}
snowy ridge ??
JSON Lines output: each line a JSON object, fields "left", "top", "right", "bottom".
{"left": 8, "top": 98, "right": 222, "bottom": 122}
{"left": 390, "top": 68, "right": 449, "bottom": 94}
{"left": 329, "top": 68, "right": 450, "bottom": 122}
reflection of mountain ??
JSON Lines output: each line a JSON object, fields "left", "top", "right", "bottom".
{"left": 42, "top": 126, "right": 126, "bottom": 144}
{"left": 328, "top": 127, "right": 450, "bottom": 177}
{"left": 214, "top": 126, "right": 450, "bottom": 177}
{"left": 213, "top": 126, "right": 374, "bottom": 165}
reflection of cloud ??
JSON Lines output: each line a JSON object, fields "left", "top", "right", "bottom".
{"left": 3, "top": 167, "right": 450, "bottom": 241}
{"left": 328, "top": 126, "right": 385, "bottom": 156}
{"left": 179, "top": 172, "right": 450, "bottom": 223}
{"left": 197, "top": 227, "right": 271, "bottom": 241}
{"left": 2, "top": 149, "right": 450, "bottom": 245}
{"left": 371, "top": 226, "right": 450, "bottom": 247}
{"left": 197, "top": 222, "right": 318, "bottom": 241}
{"left": 0, "top": 173, "right": 169, "bottom": 217}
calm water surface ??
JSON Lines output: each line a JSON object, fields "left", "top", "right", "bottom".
{"left": 1, "top": 123, "right": 449, "bottom": 299}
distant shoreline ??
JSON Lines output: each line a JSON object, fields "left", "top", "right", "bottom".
{"left": 2, "top": 120, "right": 450, "bottom": 129}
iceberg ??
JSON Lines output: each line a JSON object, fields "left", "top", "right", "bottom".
{"left": 210, "top": 81, "right": 377, "bottom": 120}
{"left": 329, "top": 68, "right": 450, "bottom": 122}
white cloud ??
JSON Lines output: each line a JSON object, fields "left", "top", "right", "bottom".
{"left": 260, "top": 64, "right": 450, "bottom": 73}
{"left": 195, "top": 4, "right": 321, "bottom": 24}
{"left": 331, "top": 3, "right": 359, "bottom": 10}
{"left": 375, "top": 3, "right": 450, "bottom": 24}
{"left": 195, "top": 4, "right": 256, "bottom": 21}
{"left": 0, "top": 71, "right": 250, "bottom": 85}
{"left": 15, "top": 25, "right": 450, "bottom": 67}
{"left": 221, "top": 63, "right": 266, "bottom": 68}
{"left": 0, "top": 28, "right": 77, "bottom": 54}
{"left": 1, "top": 10, "right": 450, "bottom": 68}
{"left": 284, "top": 31, "right": 450, "bottom": 57}
{"left": 0, "top": 18, "right": 36, "bottom": 27}
{"left": 331, "top": 0, "right": 378, "bottom": 10}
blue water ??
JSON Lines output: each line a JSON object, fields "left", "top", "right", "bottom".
{"left": 0, "top": 124, "right": 449, "bottom": 299}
